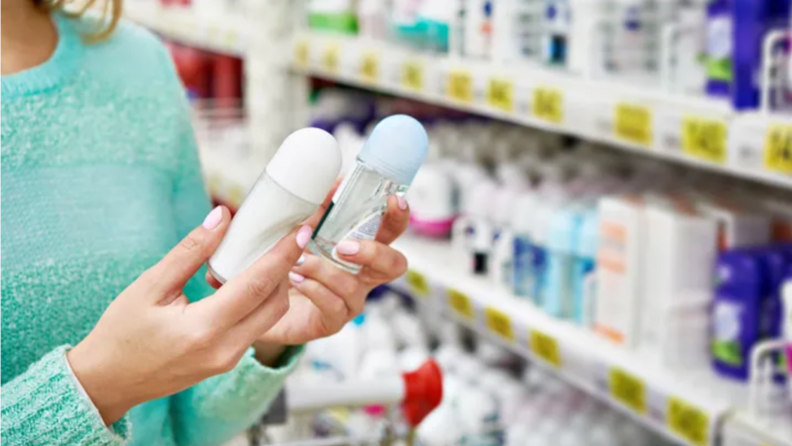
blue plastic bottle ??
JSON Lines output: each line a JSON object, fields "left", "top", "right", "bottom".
{"left": 543, "top": 208, "right": 580, "bottom": 319}
{"left": 573, "top": 209, "right": 599, "bottom": 325}
{"left": 712, "top": 249, "right": 765, "bottom": 380}
{"left": 512, "top": 193, "right": 538, "bottom": 299}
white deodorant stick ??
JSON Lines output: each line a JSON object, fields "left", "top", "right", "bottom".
{"left": 208, "top": 128, "right": 341, "bottom": 283}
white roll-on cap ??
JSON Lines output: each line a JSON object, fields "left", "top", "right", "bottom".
{"left": 266, "top": 128, "right": 341, "bottom": 205}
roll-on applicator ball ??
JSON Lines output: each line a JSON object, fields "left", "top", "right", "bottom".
{"left": 309, "top": 114, "right": 429, "bottom": 273}
{"left": 208, "top": 128, "right": 341, "bottom": 283}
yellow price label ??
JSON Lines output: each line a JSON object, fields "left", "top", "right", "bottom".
{"left": 447, "top": 289, "right": 474, "bottom": 320}
{"left": 763, "top": 124, "right": 792, "bottom": 175}
{"left": 294, "top": 40, "right": 309, "bottom": 67}
{"left": 446, "top": 70, "right": 473, "bottom": 103}
{"left": 667, "top": 397, "right": 709, "bottom": 446}
{"left": 484, "top": 306, "right": 514, "bottom": 342}
{"left": 615, "top": 103, "right": 653, "bottom": 146}
{"left": 533, "top": 87, "right": 563, "bottom": 124}
{"left": 405, "top": 270, "right": 429, "bottom": 297}
{"left": 360, "top": 52, "right": 379, "bottom": 83}
{"left": 682, "top": 117, "right": 728, "bottom": 164}
{"left": 529, "top": 330, "right": 561, "bottom": 368}
{"left": 487, "top": 78, "right": 514, "bottom": 112}
{"left": 322, "top": 44, "right": 340, "bottom": 73}
{"left": 609, "top": 368, "right": 646, "bottom": 415}
{"left": 402, "top": 60, "right": 423, "bottom": 92}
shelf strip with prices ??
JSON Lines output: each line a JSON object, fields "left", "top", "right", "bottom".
{"left": 292, "top": 32, "right": 792, "bottom": 190}
{"left": 389, "top": 235, "right": 790, "bottom": 446}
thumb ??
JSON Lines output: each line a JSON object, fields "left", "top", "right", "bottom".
{"left": 144, "top": 206, "right": 230, "bottom": 294}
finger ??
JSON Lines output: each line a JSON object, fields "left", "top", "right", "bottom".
{"left": 288, "top": 273, "right": 350, "bottom": 332}
{"left": 291, "top": 254, "right": 363, "bottom": 314}
{"left": 375, "top": 195, "right": 410, "bottom": 245}
{"left": 190, "top": 224, "right": 312, "bottom": 327}
{"left": 228, "top": 281, "right": 291, "bottom": 344}
{"left": 334, "top": 240, "right": 408, "bottom": 280}
{"left": 144, "top": 206, "right": 230, "bottom": 297}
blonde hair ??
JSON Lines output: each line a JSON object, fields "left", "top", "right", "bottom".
{"left": 34, "top": 0, "right": 123, "bottom": 41}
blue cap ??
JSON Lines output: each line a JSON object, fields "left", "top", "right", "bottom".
{"left": 359, "top": 115, "right": 429, "bottom": 185}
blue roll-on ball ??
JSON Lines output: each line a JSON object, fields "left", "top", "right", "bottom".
{"left": 358, "top": 114, "right": 429, "bottom": 186}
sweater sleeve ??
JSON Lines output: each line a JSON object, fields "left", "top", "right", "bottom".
{"left": 1, "top": 346, "right": 132, "bottom": 446}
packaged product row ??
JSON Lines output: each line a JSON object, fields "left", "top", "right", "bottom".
{"left": 305, "top": 0, "right": 792, "bottom": 112}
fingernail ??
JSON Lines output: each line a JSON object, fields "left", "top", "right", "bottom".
{"left": 336, "top": 240, "right": 360, "bottom": 255}
{"left": 296, "top": 254, "right": 306, "bottom": 266}
{"left": 202, "top": 207, "right": 223, "bottom": 230}
{"left": 289, "top": 272, "right": 304, "bottom": 283}
{"left": 397, "top": 196, "right": 408, "bottom": 211}
{"left": 296, "top": 225, "right": 312, "bottom": 249}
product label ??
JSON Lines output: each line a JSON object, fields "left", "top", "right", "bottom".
{"left": 446, "top": 69, "right": 474, "bottom": 103}
{"left": 529, "top": 329, "right": 561, "bottom": 368}
{"left": 406, "top": 270, "right": 430, "bottom": 297}
{"left": 402, "top": 58, "right": 423, "bottom": 91}
{"left": 705, "top": 16, "right": 732, "bottom": 82}
{"left": 533, "top": 87, "right": 563, "bottom": 124}
{"left": 322, "top": 43, "right": 341, "bottom": 73}
{"left": 485, "top": 306, "right": 514, "bottom": 342}
{"left": 763, "top": 124, "right": 792, "bottom": 175}
{"left": 712, "top": 301, "right": 743, "bottom": 366}
{"left": 682, "top": 117, "right": 728, "bottom": 165}
{"left": 609, "top": 367, "right": 646, "bottom": 415}
{"left": 360, "top": 52, "right": 379, "bottom": 83}
{"left": 615, "top": 103, "right": 653, "bottom": 146}
{"left": 487, "top": 77, "right": 514, "bottom": 112}
{"left": 343, "top": 211, "right": 384, "bottom": 242}
{"left": 667, "top": 397, "right": 709, "bottom": 446}
{"left": 448, "top": 289, "right": 474, "bottom": 321}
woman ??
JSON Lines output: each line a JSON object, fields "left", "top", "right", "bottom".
{"left": 1, "top": 1, "right": 410, "bottom": 445}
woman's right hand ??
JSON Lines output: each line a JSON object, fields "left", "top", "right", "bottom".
{"left": 67, "top": 206, "right": 311, "bottom": 425}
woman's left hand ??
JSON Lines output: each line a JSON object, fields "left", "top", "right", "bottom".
{"left": 260, "top": 194, "right": 409, "bottom": 346}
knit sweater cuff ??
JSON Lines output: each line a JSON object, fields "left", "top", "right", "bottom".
{"left": 1, "top": 346, "right": 131, "bottom": 446}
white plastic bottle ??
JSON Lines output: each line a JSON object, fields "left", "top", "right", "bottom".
{"left": 491, "top": 186, "right": 525, "bottom": 286}
{"left": 310, "top": 115, "right": 429, "bottom": 273}
{"left": 208, "top": 128, "right": 341, "bottom": 283}
{"left": 407, "top": 141, "right": 459, "bottom": 238}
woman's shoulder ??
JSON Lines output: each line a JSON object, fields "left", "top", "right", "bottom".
{"left": 72, "top": 14, "right": 181, "bottom": 87}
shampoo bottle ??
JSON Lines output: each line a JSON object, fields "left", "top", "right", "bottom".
{"left": 310, "top": 115, "right": 429, "bottom": 273}
{"left": 208, "top": 128, "right": 341, "bottom": 283}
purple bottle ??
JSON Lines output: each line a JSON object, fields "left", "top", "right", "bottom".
{"left": 712, "top": 249, "right": 766, "bottom": 380}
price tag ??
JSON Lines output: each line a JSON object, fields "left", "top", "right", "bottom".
{"left": 609, "top": 368, "right": 646, "bottom": 415}
{"left": 615, "top": 103, "right": 653, "bottom": 146}
{"left": 446, "top": 70, "right": 473, "bottom": 103}
{"left": 484, "top": 306, "right": 514, "bottom": 342}
{"left": 682, "top": 117, "right": 728, "bottom": 164}
{"left": 402, "top": 59, "right": 423, "bottom": 92}
{"left": 763, "top": 124, "right": 792, "bottom": 175}
{"left": 294, "top": 40, "right": 309, "bottom": 67}
{"left": 529, "top": 329, "right": 561, "bottom": 368}
{"left": 405, "top": 270, "right": 429, "bottom": 297}
{"left": 447, "top": 289, "right": 474, "bottom": 321}
{"left": 487, "top": 78, "right": 514, "bottom": 112}
{"left": 667, "top": 397, "right": 709, "bottom": 446}
{"left": 322, "top": 44, "right": 340, "bottom": 73}
{"left": 533, "top": 87, "right": 563, "bottom": 124}
{"left": 360, "top": 52, "right": 379, "bottom": 84}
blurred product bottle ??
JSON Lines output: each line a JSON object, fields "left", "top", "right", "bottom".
{"left": 307, "top": 0, "right": 359, "bottom": 34}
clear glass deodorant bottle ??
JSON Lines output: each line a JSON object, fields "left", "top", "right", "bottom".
{"left": 310, "top": 115, "right": 428, "bottom": 273}
{"left": 208, "top": 128, "right": 341, "bottom": 283}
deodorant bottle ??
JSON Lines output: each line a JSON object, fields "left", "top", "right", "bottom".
{"left": 208, "top": 128, "right": 341, "bottom": 283}
{"left": 310, "top": 115, "right": 428, "bottom": 273}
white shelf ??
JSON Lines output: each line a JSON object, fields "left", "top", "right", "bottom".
{"left": 389, "top": 235, "right": 790, "bottom": 446}
{"left": 124, "top": 2, "right": 248, "bottom": 56}
{"left": 291, "top": 32, "right": 792, "bottom": 190}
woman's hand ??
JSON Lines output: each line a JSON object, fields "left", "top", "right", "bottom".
{"left": 67, "top": 206, "right": 311, "bottom": 426}
{"left": 254, "top": 195, "right": 410, "bottom": 347}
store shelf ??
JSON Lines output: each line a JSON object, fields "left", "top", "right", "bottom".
{"left": 291, "top": 32, "right": 792, "bottom": 190}
{"left": 389, "top": 235, "right": 773, "bottom": 446}
{"left": 124, "top": 2, "right": 248, "bottom": 56}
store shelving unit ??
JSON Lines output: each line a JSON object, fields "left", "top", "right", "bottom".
{"left": 125, "top": 4, "right": 791, "bottom": 446}
{"left": 290, "top": 32, "right": 792, "bottom": 189}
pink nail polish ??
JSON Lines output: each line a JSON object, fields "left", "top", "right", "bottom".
{"left": 289, "top": 271, "right": 305, "bottom": 283}
{"left": 203, "top": 207, "right": 223, "bottom": 230}
{"left": 296, "top": 225, "right": 312, "bottom": 249}
{"left": 397, "top": 196, "right": 408, "bottom": 211}
{"left": 336, "top": 240, "right": 360, "bottom": 255}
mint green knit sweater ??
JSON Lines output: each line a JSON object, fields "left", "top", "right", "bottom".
{"left": 1, "top": 14, "right": 301, "bottom": 446}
